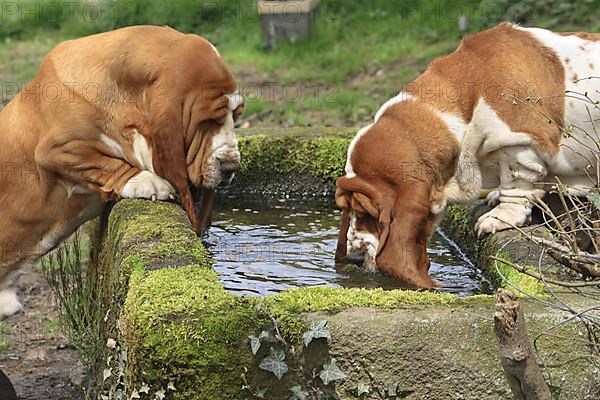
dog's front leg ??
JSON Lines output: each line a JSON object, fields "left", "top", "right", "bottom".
{"left": 35, "top": 134, "right": 176, "bottom": 201}
{"left": 475, "top": 146, "right": 547, "bottom": 236}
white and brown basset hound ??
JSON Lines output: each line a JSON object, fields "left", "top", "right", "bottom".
{"left": 0, "top": 25, "right": 244, "bottom": 319}
{"left": 336, "top": 23, "right": 600, "bottom": 288}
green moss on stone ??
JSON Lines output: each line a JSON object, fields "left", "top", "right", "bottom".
{"left": 492, "top": 251, "right": 546, "bottom": 298}
{"left": 108, "top": 200, "right": 210, "bottom": 268}
{"left": 122, "top": 265, "right": 261, "bottom": 400}
{"left": 442, "top": 205, "right": 545, "bottom": 296}
{"left": 238, "top": 134, "right": 351, "bottom": 182}
{"left": 111, "top": 198, "right": 497, "bottom": 398}
{"left": 261, "top": 286, "right": 491, "bottom": 341}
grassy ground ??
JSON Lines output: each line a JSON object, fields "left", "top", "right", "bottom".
{"left": 0, "top": 322, "right": 10, "bottom": 352}
{"left": 0, "top": 0, "right": 598, "bottom": 126}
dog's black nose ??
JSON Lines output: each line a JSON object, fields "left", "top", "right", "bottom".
{"left": 346, "top": 251, "right": 365, "bottom": 266}
{"left": 219, "top": 161, "right": 240, "bottom": 188}
{"left": 220, "top": 160, "right": 240, "bottom": 175}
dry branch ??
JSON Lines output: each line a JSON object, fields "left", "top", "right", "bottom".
{"left": 490, "top": 256, "right": 600, "bottom": 288}
{"left": 494, "top": 289, "right": 552, "bottom": 400}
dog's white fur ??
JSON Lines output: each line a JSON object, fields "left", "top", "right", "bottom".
{"left": 345, "top": 124, "right": 373, "bottom": 178}
{"left": 435, "top": 28, "right": 600, "bottom": 236}
{"left": 345, "top": 25, "right": 600, "bottom": 257}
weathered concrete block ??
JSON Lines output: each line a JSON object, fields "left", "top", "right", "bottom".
{"left": 258, "top": 0, "right": 320, "bottom": 49}
{"left": 90, "top": 128, "right": 598, "bottom": 399}
{"left": 100, "top": 200, "right": 598, "bottom": 400}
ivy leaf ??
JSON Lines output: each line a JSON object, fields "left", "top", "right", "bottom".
{"left": 249, "top": 335, "right": 261, "bottom": 355}
{"left": 357, "top": 383, "right": 370, "bottom": 396}
{"left": 102, "top": 368, "right": 111, "bottom": 382}
{"left": 289, "top": 385, "right": 309, "bottom": 400}
{"left": 139, "top": 383, "right": 150, "bottom": 394}
{"left": 319, "top": 358, "right": 346, "bottom": 385}
{"left": 154, "top": 388, "right": 166, "bottom": 400}
{"left": 256, "top": 388, "right": 268, "bottom": 398}
{"left": 130, "top": 390, "right": 140, "bottom": 400}
{"left": 259, "top": 330, "right": 270, "bottom": 339}
{"left": 384, "top": 381, "right": 399, "bottom": 396}
{"left": 167, "top": 381, "right": 177, "bottom": 391}
{"left": 259, "top": 347, "right": 288, "bottom": 380}
{"left": 303, "top": 320, "right": 331, "bottom": 347}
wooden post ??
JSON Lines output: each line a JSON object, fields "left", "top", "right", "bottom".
{"left": 494, "top": 289, "right": 552, "bottom": 400}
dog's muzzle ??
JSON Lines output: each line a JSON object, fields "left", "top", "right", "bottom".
{"left": 218, "top": 159, "right": 240, "bottom": 188}
{"left": 346, "top": 251, "right": 365, "bottom": 266}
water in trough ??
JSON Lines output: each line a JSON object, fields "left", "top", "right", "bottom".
{"left": 207, "top": 197, "right": 491, "bottom": 297}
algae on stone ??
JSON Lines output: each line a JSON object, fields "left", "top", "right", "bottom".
{"left": 233, "top": 131, "right": 352, "bottom": 196}
{"left": 122, "top": 265, "right": 261, "bottom": 400}
{"left": 107, "top": 199, "right": 498, "bottom": 399}
{"left": 91, "top": 130, "right": 578, "bottom": 400}
{"left": 442, "top": 205, "right": 545, "bottom": 296}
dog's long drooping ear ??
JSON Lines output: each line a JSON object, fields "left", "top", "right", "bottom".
{"left": 374, "top": 181, "right": 436, "bottom": 288}
{"left": 147, "top": 80, "right": 201, "bottom": 232}
{"left": 335, "top": 186, "right": 350, "bottom": 262}
{"left": 192, "top": 185, "right": 214, "bottom": 236}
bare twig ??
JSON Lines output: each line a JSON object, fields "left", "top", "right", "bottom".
{"left": 490, "top": 256, "right": 600, "bottom": 288}
{"left": 266, "top": 311, "right": 289, "bottom": 348}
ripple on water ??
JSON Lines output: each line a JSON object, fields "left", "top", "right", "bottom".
{"left": 206, "top": 198, "right": 491, "bottom": 297}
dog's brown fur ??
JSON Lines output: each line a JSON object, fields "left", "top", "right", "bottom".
{"left": 336, "top": 23, "right": 600, "bottom": 287}
{"left": 0, "top": 26, "right": 242, "bottom": 317}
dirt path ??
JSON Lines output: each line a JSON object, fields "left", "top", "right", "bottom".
{"left": 0, "top": 265, "right": 84, "bottom": 400}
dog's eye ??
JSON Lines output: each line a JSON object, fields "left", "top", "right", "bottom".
{"left": 233, "top": 104, "right": 244, "bottom": 121}
{"left": 197, "top": 119, "right": 221, "bottom": 133}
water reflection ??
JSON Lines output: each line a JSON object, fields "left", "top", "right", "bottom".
{"left": 206, "top": 198, "right": 491, "bottom": 297}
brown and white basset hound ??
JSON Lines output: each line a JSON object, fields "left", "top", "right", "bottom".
{"left": 335, "top": 23, "right": 600, "bottom": 288}
{"left": 0, "top": 25, "right": 244, "bottom": 319}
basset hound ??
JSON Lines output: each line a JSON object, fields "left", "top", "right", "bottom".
{"left": 335, "top": 23, "right": 600, "bottom": 288}
{"left": 0, "top": 25, "right": 244, "bottom": 319}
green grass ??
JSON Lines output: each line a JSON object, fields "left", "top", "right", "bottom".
{"left": 0, "top": 322, "right": 10, "bottom": 352}
{"left": 0, "top": 0, "right": 598, "bottom": 125}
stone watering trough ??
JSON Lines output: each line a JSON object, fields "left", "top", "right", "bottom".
{"left": 92, "top": 128, "right": 598, "bottom": 399}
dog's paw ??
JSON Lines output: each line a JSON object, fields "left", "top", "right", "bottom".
{"left": 485, "top": 190, "right": 500, "bottom": 207}
{"left": 475, "top": 203, "right": 531, "bottom": 236}
{"left": 0, "top": 290, "right": 22, "bottom": 320}
{"left": 121, "top": 171, "right": 176, "bottom": 201}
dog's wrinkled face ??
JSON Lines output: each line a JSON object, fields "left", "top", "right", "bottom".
{"left": 181, "top": 86, "right": 243, "bottom": 236}
{"left": 186, "top": 92, "right": 244, "bottom": 190}
{"left": 338, "top": 190, "right": 380, "bottom": 272}
{"left": 146, "top": 34, "right": 246, "bottom": 235}
{"left": 335, "top": 176, "right": 436, "bottom": 288}
{"left": 334, "top": 122, "right": 438, "bottom": 288}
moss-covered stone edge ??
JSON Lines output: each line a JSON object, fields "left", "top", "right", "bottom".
{"left": 441, "top": 205, "right": 544, "bottom": 296}
{"left": 228, "top": 128, "right": 354, "bottom": 196}
{"left": 106, "top": 199, "right": 495, "bottom": 399}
